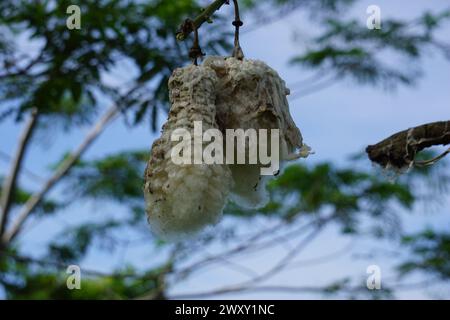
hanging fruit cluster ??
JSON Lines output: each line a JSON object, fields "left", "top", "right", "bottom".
{"left": 144, "top": 1, "right": 310, "bottom": 240}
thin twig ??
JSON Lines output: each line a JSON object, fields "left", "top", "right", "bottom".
{"left": 366, "top": 120, "right": 450, "bottom": 169}
{"left": 176, "top": 0, "right": 229, "bottom": 41}
{"left": 1, "top": 106, "right": 119, "bottom": 244}
{"left": 285, "top": 242, "right": 354, "bottom": 270}
{"left": 240, "top": 221, "right": 328, "bottom": 286}
{"left": 231, "top": 0, "right": 244, "bottom": 59}
{"left": 241, "top": 2, "right": 304, "bottom": 35}
{"left": 0, "top": 108, "right": 39, "bottom": 237}
{"left": 288, "top": 71, "right": 327, "bottom": 90}
{"left": 169, "top": 284, "right": 325, "bottom": 299}
{"left": 0, "top": 49, "right": 46, "bottom": 79}
{"left": 168, "top": 277, "right": 441, "bottom": 299}
{"left": 188, "top": 20, "right": 205, "bottom": 65}
{"left": 288, "top": 76, "right": 338, "bottom": 101}
{"left": 3, "top": 251, "right": 148, "bottom": 279}
{"left": 173, "top": 215, "right": 329, "bottom": 281}
{"left": 0, "top": 150, "right": 45, "bottom": 183}
{"left": 168, "top": 217, "right": 332, "bottom": 300}
{"left": 172, "top": 220, "right": 287, "bottom": 280}
{"left": 414, "top": 147, "right": 450, "bottom": 167}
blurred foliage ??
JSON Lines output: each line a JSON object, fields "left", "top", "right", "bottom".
{"left": 226, "top": 158, "right": 448, "bottom": 239}
{"left": 399, "top": 229, "right": 450, "bottom": 279}
{"left": 66, "top": 151, "right": 147, "bottom": 203}
{"left": 0, "top": 0, "right": 449, "bottom": 299}
{"left": 240, "top": 0, "right": 355, "bottom": 12}
{"left": 0, "top": 176, "right": 63, "bottom": 216}
{"left": 290, "top": 10, "right": 450, "bottom": 89}
{"left": 2, "top": 153, "right": 449, "bottom": 298}
{"left": 0, "top": 0, "right": 231, "bottom": 128}
{"left": 0, "top": 247, "right": 167, "bottom": 299}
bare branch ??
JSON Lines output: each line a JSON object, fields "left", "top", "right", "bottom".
{"left": 286, "top": 242, "right": 353, "bottom": 270}
{"left": 173, "top": 215, "right": 331, "bottom": 282}
{"left": 366, "top": 120, "right": 450, "bottom": 169}
{"left": 172, "top": 221, "right": 287, "bottom": 280}
{"left": 168, "top": 284, "right": 325, "bottom": 299}
{"left": 2, "top": 250, "right": 152, "bottom": 279}
{"left": 231, "top": 0, "right": 244, "bottom": 60}
{"left": 167, "top": 217, "right": 332, "bottom": 301}
{"left": 208, "top": 255, "right": 259, "bottom": 278}
{"left": 239, "top": 221, "right": 327, "bottom": 286}
{"left": 176, "top": 0, "right": 229, "bottom": 41}
{"left": 1, "top": 106, "right": 119, "bottom": 244}
{"left": 0, "top": 150, "right": 45, "bottom": 183}
{"left": 241, "top": 3, "right": 303, "bottom": 35}
{"left": 0, "top": 108, "right": 39, "bottom": 237}
{"left": 415, "top": 147, "right": 450, "bottom": 167}
{"left": 289, "top": 76, "right": 338, "bottom": 101}
{"left": 168, "top": 277, "right": 442, "bottom": 299}
{"left": 0, "top": 49, "right": 46, "bottom": 79}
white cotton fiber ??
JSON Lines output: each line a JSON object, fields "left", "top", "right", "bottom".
{"left": 204, "top": 57, "right": 309, "bottom": 208}
{"left": 144, "top": 57, "right": 310, "bottom": 239}
{"left": 144, "top": 65, "right": 233, "bottom": 240}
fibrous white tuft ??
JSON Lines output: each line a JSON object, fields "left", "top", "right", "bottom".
{"left": 204, "top": 57, "right": 309, "bottom": 208}
{"left": 144, "top": 57, "right": 310, "bottom": 239}
{"left": 144, "top": 65, "right": 233, "bottom": 240}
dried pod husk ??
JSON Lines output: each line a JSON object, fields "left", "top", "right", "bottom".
{"left": 203, "top": 56, "right": 310, "bottom": 208}
{"left": 144, "top": 65, "right": 233, "bottom": 240}
{"left": 144, "top": 57, "right": 310, "bottom": 239}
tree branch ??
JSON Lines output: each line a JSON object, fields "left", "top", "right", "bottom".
{"left": 0, "top": 150, "right": 44, "bottom": 183}
{"left": 168, "top": 277, "right": 440, "bottom": 299}
{"left": 0, "top": 108, "right": 39, "bottom": 237}
{"left": 3, "top": 251, "right": 129, "bottom": 278}
{"left": 366, "top": 120, "right": 450, "bottom": 169}
{"left": 1, "top": 106, "right": 119, "bottom": 245}
{"left": 173, "top": 215, "right": 329, "bottom": 282}
{"left": 415, "top": 147, "right": 450, "bottom": 167}
{"left": 0, "top": 49, "right": 46, "bottom": 79}
{"left": 286, "top": 242, "right": 353, "bottom": 270}
{"left": 165, "top": 217, "right": 332, "bottom": 302}
{"left": 168, "top": 284, "right": 326, "bottom": 299}
{"left": 234, "top": 219, "right": 329, "bottom": 287}
{"left": 289, "top": 75, "right": 339, "bottom": 101}
{"left": 176, "top": 0, "right": 229, "bottom": 41}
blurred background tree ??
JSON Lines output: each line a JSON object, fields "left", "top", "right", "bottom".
{"left": 0, "top": 0, "right": 449, "bottom": 299}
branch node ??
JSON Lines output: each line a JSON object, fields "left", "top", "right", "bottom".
{"left": 187, "top": 20, "right": 205, "bottom": 66}
{"left": 232, "top": 20, "right": 243, "bottom": 27}
{"left": 231, "top": 0, "right": 245, "bottom": 60}
{"left": 366, "top": 120, "right": 450, "bottom": 170}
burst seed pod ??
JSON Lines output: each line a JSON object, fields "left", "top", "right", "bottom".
{"left": 204, "top": 56, "right": 311, "bottom": 208}
{"left": 144, "top": 57, "right": 310, "bottom": 239}
{"left": 144, "top": 64, "right": 233, "bottom": 240}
